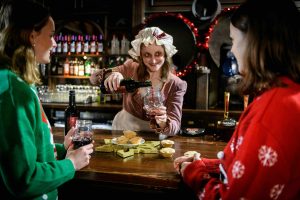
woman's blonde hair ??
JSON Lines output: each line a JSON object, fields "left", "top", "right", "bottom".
{"left": 0, "top": 0, "right": 50, "bottom": 84}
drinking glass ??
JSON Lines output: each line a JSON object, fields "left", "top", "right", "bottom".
{"left": 143, "top": 88, "right": 164, "bottom": 129}
{"left": 73, "top": 120, "right": 93, "bottom": 149}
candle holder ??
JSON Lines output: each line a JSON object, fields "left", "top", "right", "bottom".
{"left": 219, "top": 91, "right": 236, "bottom": 127}
{"left": 243, "top": 95, "right": 249, "bottom": 111}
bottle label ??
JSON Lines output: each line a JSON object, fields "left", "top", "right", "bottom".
{"left": 67, "top": 116, "right": 78, "bottom": 130}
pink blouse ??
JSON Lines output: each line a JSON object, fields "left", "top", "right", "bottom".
{"left": 92, "top": 59, "right": 187, "bottom": 136}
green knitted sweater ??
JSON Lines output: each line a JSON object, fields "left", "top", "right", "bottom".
{"left": 0, "top": 69, "right": 75, "bottom": 200}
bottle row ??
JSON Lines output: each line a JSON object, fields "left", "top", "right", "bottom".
{"left": 50, "top": 57, "right": 102, "bottom": 76}
{"left": 52, "top": 33, "right": 104, "bottom": 55}
{"left": 52, "top": 33, "right": 131, "bottom": 56}
{"left": 110, "top": 34, "right": 130, "bottom": 55}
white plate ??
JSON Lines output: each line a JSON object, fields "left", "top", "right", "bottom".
{"left": 111, "top": 137, "right": 145, "bottom": 148}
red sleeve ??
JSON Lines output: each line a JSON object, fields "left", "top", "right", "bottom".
{"left": 183, "top": 158, "right": 220, "bottom": 194}
{"left": 219, "top": 123, "right": 290, "bottom": 200}
{"left": 183, "top": 123, "right": 292, "bottom": 200}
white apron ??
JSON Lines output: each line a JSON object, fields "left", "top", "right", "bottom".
{"left": 112, "top": 109, "right": 168, "bottom": 140}
{"left": 112, "top": 109, "right": 153, "bottom": 132}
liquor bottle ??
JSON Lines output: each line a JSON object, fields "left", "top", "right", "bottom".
{"left": 83, "top": 34, "right": 90, "bottom": 54}
{"left": 70, "top": 35, "right": 76, "bottom": 54}
{"left": 97, "top": 34, "right": 104, "bottom": 54}
{"left": 84, "top": 59, "right": 91, "bottom": 76}
{"left": 50, "top": 57, "right": 58, "bottom": 75}
{"left": 100, "top": 78, "right": 152, "bottom": 94}
{"left": 63, "top": 58, "right": 70, "bottom": 76}
{"left": 120, "top": 35, "right": 129, "bottom": 55}
{"left": 90, "top": 35, "right": 96, "bottom": 54}
{"left": 62, "top": 35, "right": 68, "bottom": 54}
{"left": 56, "top": 33, "right": 62, "bottom": 54}
{"left": 110, "top": 34, "right": 119, "bottom": 55}
{"left": 64, "top": 90, "right": 79, "bottom": 136}
{"left": 57, "top": 59, "right": 64, "bottom": 75}
{"left": 76, "top": 35, "right": 82, "bottom": 54}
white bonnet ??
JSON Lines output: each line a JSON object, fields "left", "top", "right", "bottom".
{"left": 128, "top": 27, "right": 178, "bottom": 60}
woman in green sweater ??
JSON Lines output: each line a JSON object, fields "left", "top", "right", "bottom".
{"left": 0, "top": 0, "right": 94, "bottom": 199}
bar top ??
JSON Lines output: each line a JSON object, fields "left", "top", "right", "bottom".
{"left": 53, "top": 127, "right": 227, "bottom": 195}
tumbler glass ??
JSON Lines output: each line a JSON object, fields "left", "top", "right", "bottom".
{"left": 73, "top": 120, "right": 93, "bottom": 149}
{"left": 143, "top": 88, "right": 164, "bottom": 121}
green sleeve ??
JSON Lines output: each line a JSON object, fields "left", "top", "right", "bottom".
{"left": 0, "top": 71, "right": 75, "bottom": 199}
{"left": 55, "top": 143, "right": 67, "bottom": 159}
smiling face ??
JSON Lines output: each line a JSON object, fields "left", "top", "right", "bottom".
{"left": 230, "top": 23, "right": 247, "bottom": 75}
{"left": 140, "top": 43, "right": 166, "bottom": 73}
{"left": 31, "top": 17, "right": 56, "bottom": 64}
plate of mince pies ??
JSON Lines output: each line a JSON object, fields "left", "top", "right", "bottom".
{"left": 111, "top": 130, "right": 145, "bottom": 148}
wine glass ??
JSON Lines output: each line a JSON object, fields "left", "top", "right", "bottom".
{"left": 143, "top": 88, "right": 164, "bottom": 128}
{"left": 73, "top": 120, "right": 93, "bottom": 149}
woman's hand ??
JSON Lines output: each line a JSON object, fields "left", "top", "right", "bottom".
{"left": 64, "top": 127, "right": 76, "bottom": 150}
{"left": 153, "top": 106, "right": 167, "bottom": 128}
{"left": 66, "top": 143, "right": 94, "bottom": 170}
{"left": 144, "top": 105, "right": 168, "bottom": 129}
{"left": 104, "top": 72, "right": 124, "bottom": 92}
{"left": 89, "top": 69, "right": 103, "bottom": 85}
{"left": 174, "top": 153, "right": 201, "bottom": 176}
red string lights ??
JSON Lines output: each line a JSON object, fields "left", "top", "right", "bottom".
{"left": 144, "top": 7, "right": 238, "bottom": 77}
{"left": 203, "top": 6, "right": 239, "bottom": 51}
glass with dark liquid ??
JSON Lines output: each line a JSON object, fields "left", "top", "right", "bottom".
{"left": 143, "top": 88, "right": 164, "bottom": 129}
{"left": 73, "top": 120, "right": 93, "bottom": 149}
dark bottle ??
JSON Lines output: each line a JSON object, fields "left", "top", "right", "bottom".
{"left": 100, "top": 78, "right": 152, "bottom": 94}
{"left": 64, "top": 90, "right": 79, "bottom": 136}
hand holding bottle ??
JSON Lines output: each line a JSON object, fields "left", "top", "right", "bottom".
{"left": 104, "top": 72, "right": 124, "bottom": 92}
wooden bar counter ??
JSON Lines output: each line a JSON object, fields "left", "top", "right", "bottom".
{"left": 52, "top": 127, "right": 227, "bottom": 199}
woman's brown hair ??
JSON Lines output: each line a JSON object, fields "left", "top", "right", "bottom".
{"left": 231, "top": 0, "right": 300, "bottom": 96}
{"left": 136, "top": 44, "right": 171, "bottom": 82}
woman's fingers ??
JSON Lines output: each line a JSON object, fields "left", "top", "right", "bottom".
{"left": 155, "top": 114, "right": 167, "bottom": 122}
{"left": 104, "top": 72, "right": 123, "bottom": 91}
{"left": 174, "top": 156, "right": 194, "bottom": 174}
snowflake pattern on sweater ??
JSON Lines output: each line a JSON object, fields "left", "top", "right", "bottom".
{"left": 183, "top": 77, "right": 300, "bottom": 200}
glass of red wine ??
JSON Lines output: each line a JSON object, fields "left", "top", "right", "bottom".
{"left": 73, "top": 120, "right": 93, "bottom": 149}
{"left": 143, "top": 88, "right": 164, "bottom": 129}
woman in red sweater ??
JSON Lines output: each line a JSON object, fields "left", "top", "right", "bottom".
{"left": 174, "top": 0, "right": 300, "bottom": 199}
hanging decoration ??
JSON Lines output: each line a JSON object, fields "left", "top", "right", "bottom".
{"left": 204, "top": 6, "right": 239, "bottom": 52}
{"left": 143, "top": 6, "right": 238, "bottom": 77}
{"left": 144, "top": 12, "right": 200, "bottom": 77}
